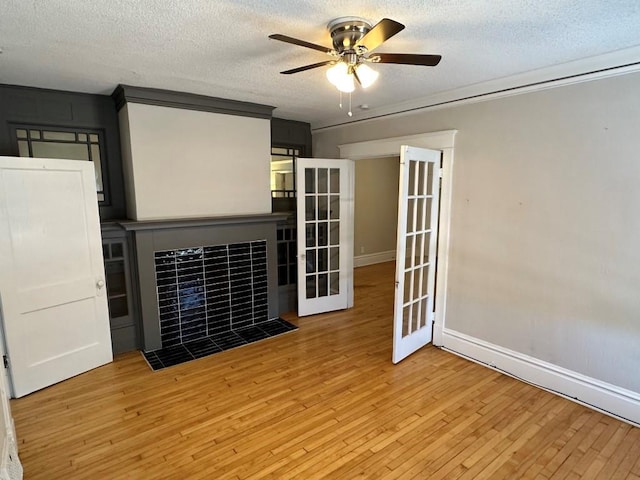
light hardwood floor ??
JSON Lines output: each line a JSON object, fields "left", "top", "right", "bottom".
{"left": 11, "top": 262, "right": 640, "bottom": 479}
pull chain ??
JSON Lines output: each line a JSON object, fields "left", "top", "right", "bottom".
{"left": 348, "top": 91, "right": 353, "bottom": 117}
{"left": 339, "top": 91, "right": 343, "bottom": 109}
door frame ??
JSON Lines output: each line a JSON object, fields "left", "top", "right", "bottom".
{"left": 338, "top": 130, "right": 457, "bottom": 346}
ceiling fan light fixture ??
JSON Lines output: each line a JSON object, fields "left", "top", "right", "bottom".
{"left": 326, "top": 61, "right": 347, "bottom": 86}
{"left": 336, "top": 73, "right": 356, "bottom": 93}
{"left": 270, "top": 17, "right": 441, "bottom": 115}
{"left": 355, "top": 63, "right": 379, "bottom": 88}
{"left": 326, "top": 62, "right": 355, "bottom": 92}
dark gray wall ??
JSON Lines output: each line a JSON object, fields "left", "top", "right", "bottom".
{"left": 0, "top": 84, "right": 126, "bottom": 220}
{"left": 271, "top": 117, "right": 312, "bottom": 156}
{"left": 271, "top": 118, "right": 311, "bottom": 213}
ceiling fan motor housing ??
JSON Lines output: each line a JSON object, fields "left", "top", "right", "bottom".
{"left": 327, "top": 17, "right": 372, "bottom": 53}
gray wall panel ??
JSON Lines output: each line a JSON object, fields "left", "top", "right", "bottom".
{"left": 0, "top": 84, "right": 127, "bottom": 220}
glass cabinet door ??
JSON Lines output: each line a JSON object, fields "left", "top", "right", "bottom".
{"left": 102, "top": 239, "right": 131, "bottom": 321}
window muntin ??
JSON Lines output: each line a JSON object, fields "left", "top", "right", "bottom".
{"left": 276, "top": 223, "right": 297, "bottom": 287}
{"left": 15, "top": 126, "right": 107, "bottom": 202}
{"left": 270, "top": 147, "right": 300, "bottom": 199}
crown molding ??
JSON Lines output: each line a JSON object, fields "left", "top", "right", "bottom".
{"left": 312, "top": 45, "right": 640, "bottom": 132}
{"left": 112, "top": 84, "right": 275, "bottom": 120}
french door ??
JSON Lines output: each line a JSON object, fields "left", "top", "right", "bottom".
{"left": 392, "top": 146, "right": 441, "bottom": 363}
{"left": 296, "top": 158, "right": 354, "bottom": 316}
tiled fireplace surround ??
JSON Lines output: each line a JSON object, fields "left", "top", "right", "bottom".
{"left": 122, "top": 214, "right": 288, "bottom": 352}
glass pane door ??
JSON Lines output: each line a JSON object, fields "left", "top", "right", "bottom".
{"left": 393, "top": 146, "right": 441, "bottom": 363}
{"left": 296, "top": 159, "right": 353, "bottom": 316}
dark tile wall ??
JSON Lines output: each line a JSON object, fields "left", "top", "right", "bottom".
{"left": 154, "top": 240, "right": 269, "bottom": 347}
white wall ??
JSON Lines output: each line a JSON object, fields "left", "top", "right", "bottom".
{"left": 313, "top": 71, "right": 640, "bottom": 399}
{"left": 119, "top": 103, "right": 271, "bottom": 220}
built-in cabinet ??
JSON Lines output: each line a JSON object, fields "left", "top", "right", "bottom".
{"left": 276, "top": 216, "right": 297, "bottom": 313}
{"left": 101, "top": 224, "right": 139, "bottom": 354}
{"left": 271, "top": 118, "right": 311, "bottom": 314}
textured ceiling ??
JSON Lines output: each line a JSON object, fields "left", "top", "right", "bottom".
{"left": 1, "top": 0, "right": 640, "bottom": 128}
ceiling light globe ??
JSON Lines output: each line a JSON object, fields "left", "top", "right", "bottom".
{"left": 326, "top": 62, "right": 348, "bottom": 86}
{"left": 336, "top": 73, "right": 355, "bottom": 93}
{"left": 326, "top": 62, "right": 355, "bottom": 92}
{"left": 355, "top": 63, "right": 379, "bottom": 88}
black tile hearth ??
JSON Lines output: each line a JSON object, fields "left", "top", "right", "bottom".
{"left": 147, "top": 344, "right": 193, "bottom": 369}
{"left": 235, "top": 325, "right": 270, "bottom": 343}
{"left": 258, "top": 318, "right": 297, "bottom": 336}
{"left": 212, "top": 330, "right": 247, "bottom": 350}
{"left": 142, "top": 318, "right": 298, "bottom": 371}
{"left": 185, "top": 337, "right": 223, "bottom": 359}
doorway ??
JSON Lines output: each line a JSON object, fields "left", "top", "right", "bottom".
{"left": 338, "top": 130, "right": 456, "bottom": 348}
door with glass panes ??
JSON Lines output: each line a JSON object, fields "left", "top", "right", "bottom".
{"left": 392, "top": 146, "right": 441, "bottom": 363}
{"left": 296, "top": 159, "right": 354, "bottom": 316}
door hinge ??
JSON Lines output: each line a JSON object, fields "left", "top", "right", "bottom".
{"left": 3, "top": 355, "right": 9, "bottom": 369}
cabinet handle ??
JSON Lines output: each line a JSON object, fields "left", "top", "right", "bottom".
{"left": 97, "top": 279, "right": 105, "bottom": 288}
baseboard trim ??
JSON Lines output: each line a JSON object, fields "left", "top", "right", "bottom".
{"left": 441, "top": 328, "right": 640, "bottom": 427}
{"left": 354, "top": 250, "right": 396, "bottom": 268}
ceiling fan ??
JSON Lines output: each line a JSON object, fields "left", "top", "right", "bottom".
{"left": 269, "top": 17, "right": 442, "bottom": 98}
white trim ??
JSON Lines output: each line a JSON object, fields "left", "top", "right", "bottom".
{"left": 432, "top": 145, "right": 453, "bottom": 347}
{"left": 337, "top": 130, "right": 456, "bottom": 349}
{"left": 339, "top": 131, "right": 456, "bottom": 159}
{"left": 0, "top": 430, "right": 22, "bottom": 480}
{"left": 313, "top": 46, "right": 640, "bottom": 132}
{"left": 354, "top": 250, "right": 396, "bottom": 268}
{"left": 346, "top": 161, "right": 355, "bottom": 309}
{"left": 441, "top": 328, "right": 640, "bottom": 427}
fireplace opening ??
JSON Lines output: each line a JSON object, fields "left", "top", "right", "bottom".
{"left": 154, "top": 240, "right": 269, "bottom": 348}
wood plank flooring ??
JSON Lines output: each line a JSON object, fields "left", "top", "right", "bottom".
{"left": 11, "top": 262, "right": 640, "bottom": 479}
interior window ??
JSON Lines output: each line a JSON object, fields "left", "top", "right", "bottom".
{"left": 14, "top": 126, "right": 107, "bottom": 202}
{"left": 270, "top": 147, "right": 299, "bottom": 199}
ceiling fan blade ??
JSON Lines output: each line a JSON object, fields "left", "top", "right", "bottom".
{"left": 269, "top": 34, "right": 333, "bottom": 54}
{"left": 281, "top": 61, "right": 333, "bottom": 75}
{"left": 355, "top": 18, "right": 405, "bottom": 53}
{"left": 375, "top": 53, "right": 442, "bottom": 66}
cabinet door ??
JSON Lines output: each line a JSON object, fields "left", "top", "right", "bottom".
{"left": 103, "top": 240, "right": 131, "bottom": 322}
{"left": 102, "top": 236, "right": 140, "bottom": 354}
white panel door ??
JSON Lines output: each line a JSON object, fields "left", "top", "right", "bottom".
{"left": 0, "top": 156, "right": 112, "bottom": 397}
{"left": 392, "top": 146, "right": 441, "bottom": 363}
{"left": 296, "top": 158, "right": 354, "bottom": 316}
